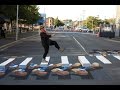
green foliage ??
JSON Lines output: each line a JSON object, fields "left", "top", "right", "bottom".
{"left": 85, "top": 16, "right": 104, "bottom": 30}
{"left": 19, "top": 5, "right": 40, "bottom": 24}
{"left": 0, "top": 5, "right": 16, "bottom": 21}
{"left": 104, "top": 18, "right": 116, "bottom": 25}
{"left": 0, "top": 5, "right": 40, "bottom": 25}
{"left": 54, "top": 18, "right": 64, "bottom": 27}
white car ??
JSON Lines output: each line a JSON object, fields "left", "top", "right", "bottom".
{"left": 81, "top": 28, "right": 89, "bottom": 32}
{"left": 75, "top": 27, "right": 82, "bottom": 32}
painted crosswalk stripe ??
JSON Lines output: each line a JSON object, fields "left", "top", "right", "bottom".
{"left": 96, "top": 55, "right": 112, "bottom": 64}
{"left": 78, "top": 56, "right": 91, "bottom": 67}
{"left": 19, "top": 57, "right": 33, "bottom": 69}
{"left": 0, "top": 58, "right": 16, "bottom": 71}
{"left": 40, "top": 56, "right": 50, "bottom": 67}
{"left": 112, "top": 55, "right": 120, "bottom": 60}
{"left": 61, "top": 56, "right": 70, "bottom": 67}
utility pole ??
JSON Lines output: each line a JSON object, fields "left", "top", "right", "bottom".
{"left": 92, "top": 20, "right": 93, "bottom": 30}
{"left": 86, "top": 20, "right": 87, "bottom": 28}
{"left": 119, "top": 19, "right": 120, "bottom": 37}
{"left": 82, "top": 10, "right": 85, "bottom": 28}
{"left": 16, "top": 5, "right": 19, "bottom": 41}
{"left": 44, "top": 6, "right": 46, "bottom": 29}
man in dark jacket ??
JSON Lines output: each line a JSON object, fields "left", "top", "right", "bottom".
{"left": 40, "top": 25, "right": 64, "bottom": 62}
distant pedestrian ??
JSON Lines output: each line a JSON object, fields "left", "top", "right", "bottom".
{"left": 3, "top": 29, "right": 6, "bottom": 38}
{"left": 40, "top": 25, "right": 64, "bottom": 62}
{"left": 0, "top": 28, "right": 6, "bottom": 38}
{"left": 0, "top": 27, "right": 5, "bottom": 38}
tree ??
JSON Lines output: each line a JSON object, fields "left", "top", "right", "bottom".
{"left": 25, "top": 5, "right": 40, "bottom": 30}
{"left": 84, "top": 16, "right": 94, "bottom": 29}
{"left": 103, "top": 18, "right": 116, "bottom": 26}
{"left": 104, "top": 19, "right": 110, "bottom": 26}
{"left": 85, "top": 16, "right": 103, "bottom": 30}
{"left": 0, "top": 5, "right": 17, "bottom": 28}
{"left": 18, "top": 5, "right": 40, "bottom": 31}
{"left": 19, "top": 5, "right": 39, "bottom": 23}
{"left": 0, "top": 5, "right": 16, "bottom": 20}
{"left": 54, "top": 18, "right": 64, "bottom": 27}
{"left": 0, "top": 5, "right": 40, "bottom": 32}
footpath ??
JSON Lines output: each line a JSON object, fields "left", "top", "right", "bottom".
{"left": 111, "top": 36, "right": 120, "bottom": 41}
{"left": 0, "top": 31, "right": 38, "bottom": 48}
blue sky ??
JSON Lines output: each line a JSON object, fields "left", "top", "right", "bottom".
{"left": 38, "top": 5, "right": 116, "bottom": 21}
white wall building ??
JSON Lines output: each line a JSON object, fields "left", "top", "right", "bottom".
{"left": 115, "top": 5, "right": 120, "bottom": 37}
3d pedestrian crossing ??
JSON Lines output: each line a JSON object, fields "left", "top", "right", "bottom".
{"left": 0, "top": 54, "right": 120, "bottom": 81}
{"left": 0, "top": 54, "right": 120, "bottom": 71}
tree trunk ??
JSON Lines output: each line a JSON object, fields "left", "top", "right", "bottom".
{"left": 19, "top": 23, "right": 22, "bottom": 34}
{"left": 32, "top": 24, "right": 34, "bottom": 31}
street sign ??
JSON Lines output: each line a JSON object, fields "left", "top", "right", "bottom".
{"left": 37, "top": 13, "right": 46, "bottom": 25}
{"left": 41, "top": 13, "right": 46, "bottom": 17}
{"left": 37, "top": 17, "right": 45, "bottom": 25}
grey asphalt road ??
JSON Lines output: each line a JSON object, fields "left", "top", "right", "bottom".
{"left": 0, "top": 31, "right": 120, "bottom": 85}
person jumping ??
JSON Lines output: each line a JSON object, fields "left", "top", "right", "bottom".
{"left": 40, "top": 25, "right": 64, "bottom": 62}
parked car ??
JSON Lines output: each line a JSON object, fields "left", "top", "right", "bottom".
{"left": 81, "top": 27, "right": 89, "bottom": 32}
{"left": 75, "top": 27, "right": 82, "bottom": 32}
{"left": 87, "top": 30, "right": 93, "bottom": 33}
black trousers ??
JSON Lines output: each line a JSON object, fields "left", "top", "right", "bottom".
{"left": 43, "top": 40, "right": 60, "bottom": 59}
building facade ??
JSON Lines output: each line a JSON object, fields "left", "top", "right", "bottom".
{"left": 46, "top": 17, "right": 54, "bottom": 28}
{"left": 116, "top": 5, "right": 120, "bottom": 37}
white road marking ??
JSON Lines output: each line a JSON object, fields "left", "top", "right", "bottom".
{"left": 19, "top": 57, "right": 33, "bottom": 69}
{"left": 40, "top": 56, "right": 50, "bottom": 67}
{"left": 96, "top": 55, "right": 112, "bottom": 64}
{"left": 78, "top": 56, "right": 91, "bottom": 67}
{"left": 0, "top": 58, "right": 16, "bottom": 71}
{"left": 112, "top": 54, "right": 120, "bottom": 60}
{"left": 72, "top": 36, "right": 89, "bottom": 55}
{"left": 61, "top": 56, "right": 69, "bottom": 67}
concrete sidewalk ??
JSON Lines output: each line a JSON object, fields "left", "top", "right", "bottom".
{"left": 0, "top": 31, "right": 38, "bottom": 47}
{"left": 111, "top": 36, "right": 120, "bottom": 41}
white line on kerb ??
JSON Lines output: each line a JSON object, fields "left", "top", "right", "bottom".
{"left": 0, "top": 34, "right": 37, "bottom": 51}
{"left": 104, "top": 38, "right": 120, "bottom": 43}
{"left": 72, "top": 36, "right": 89, "bottom": 55}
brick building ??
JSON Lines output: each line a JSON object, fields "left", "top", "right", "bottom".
{"left": 46, "top": 17, "right": 54, "bottom": 28}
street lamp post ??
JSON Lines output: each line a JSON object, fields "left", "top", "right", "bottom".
{"left": 118, "top": 19, "right": 120, "bottom": 37}
{"left": 82, "top": 10, "right": 85, "bottom": 28}
{"left": 16, "top": 5, "right": 19, "bottom": 41}
{"left": 45, "top": 14, "right": 46, "bottom": 28}
{"left": 43, "top": 7, "right": 46, "bottom": 29}
{"left": 86, "top": 20, "right": 87, "bottom": 28}
{"left": 92, "top": 20, "right": 93, "bottom": 30}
